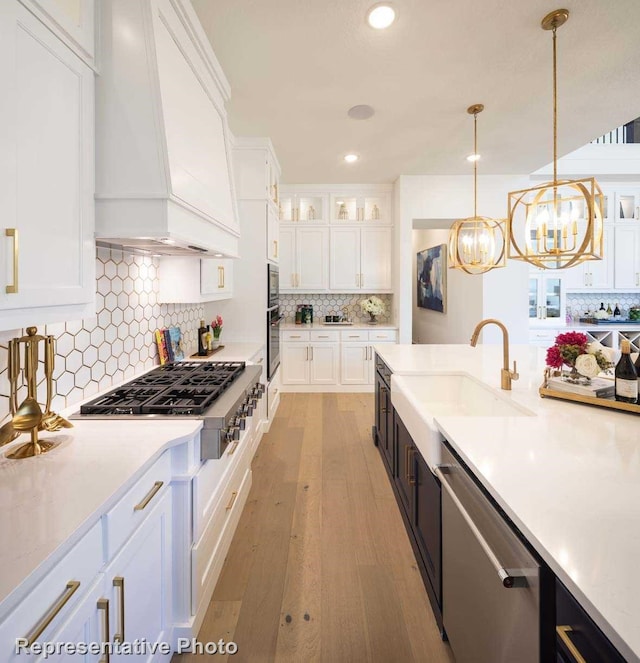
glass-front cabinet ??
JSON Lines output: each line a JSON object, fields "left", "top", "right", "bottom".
{"left": 279, "top": 193, "right": 328, "bottom": 222}
{"left": 529, "top": 273, "right": 565, "bottom": 324}
{"left": 330, "top": 193, "right": 390, "bottom": 223}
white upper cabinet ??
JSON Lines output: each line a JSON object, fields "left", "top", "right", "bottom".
{"left": 95, "top": 0, "right": 239, "bottom": 257}
{"left": 614, "top": 225, "right": 640, "bottom": 289}
{"left": 281, "top": 227, "right": 329, "bottom": 292}
{"left": 158, "top": 257, "right": 233, "bottom": 304}
{"left": 330, "top": 227, "right": 392, "bottom": 292}
{"left": 232, "top": 137, "right": 281, "bottom": 264}
{"left": 20, "top": 0, "right": 96, "bottom": 68}
{"left": 0, "top": 2, "right": 95, "bottom": 331}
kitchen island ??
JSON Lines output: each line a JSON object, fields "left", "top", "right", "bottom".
{"left": 376, "top": 343, "right": 640, "bottom": 662}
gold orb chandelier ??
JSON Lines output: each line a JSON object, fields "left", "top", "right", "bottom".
{"left": 448, "top": 104, "right": 506, "bottom": 274}
{"left": 507, "top": 9, "right": 604, "bottom": 270}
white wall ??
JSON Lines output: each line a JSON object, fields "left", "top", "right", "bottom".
{"left": 412, "top": 229, "right": 483, "bottom": 344}
{"left": 396, "top": 174, "right": 530, "bottom": 345}
{"left": 532, "top": 143, "right": 640, "bottom": 180}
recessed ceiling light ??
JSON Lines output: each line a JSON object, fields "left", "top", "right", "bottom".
{"left": 214, "top": 253, "right": 223, "bottom": 257}
{"left": 160, "top": 237, "right": 175, "bottom": 245}
{"left": 152, "top": 254, "right": 162, "bottom": 258}
{"left": 367, "top": 4, "right": 396, "bottom": 29}
{"left": 348, "top": 104, "right": 375, "bottom": 120}
{"left": 344, "top": 154, "right": 359, "bottom": 163}
{"left": 467, "top": 154, "right": 481, "bottom": 162}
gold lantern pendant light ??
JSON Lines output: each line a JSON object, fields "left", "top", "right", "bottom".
{"left": 448, "top": 104, "right": 506, "bottom": 274}
{"left": 507, "top": 9, "right": 604, "bottom": 270}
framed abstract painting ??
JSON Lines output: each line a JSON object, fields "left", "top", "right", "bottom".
{"left": 417, "top": 244, "right": 446, "bottom": 313}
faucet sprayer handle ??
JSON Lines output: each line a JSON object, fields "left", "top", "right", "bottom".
{"left": 512, "top": 361, "right": 519, "bottom": 381}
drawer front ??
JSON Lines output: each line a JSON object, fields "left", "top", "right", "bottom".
{"left": 282, "top": 330, "right": 310, "bottom": 342}
{"left": 192, "top": 420, "right": 255, "bottom": 541}
{"left": 192, "top": 465, "right": 252, "bottom": 615}
{"left": 368, "top": 329, "right": 397, "bottom": 342}
{"left": 556, "top": 579, "right": 626, "bottom": 663}
{"left": 104, "top": 452, "right": 172, "bottom": 559}
{"left": 0, "top": 521, "right": 103, "bottom": 654}
{"left": 310, "top": 330, "right": 339, "bottom": 342}
{"left": 341, "top": 330, "right": 368, "bottom": 341}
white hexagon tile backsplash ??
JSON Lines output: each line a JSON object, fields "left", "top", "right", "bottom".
{"left": 0, "top": 246, "right": 204, "bottom": 422}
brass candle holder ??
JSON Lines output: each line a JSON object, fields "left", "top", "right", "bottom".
{"left": 2, "top": 326, "right": 72, "bottom": 460}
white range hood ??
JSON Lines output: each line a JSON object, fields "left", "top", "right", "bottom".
{"left": 95, "top": 0, "right": 239, "bottom": 258}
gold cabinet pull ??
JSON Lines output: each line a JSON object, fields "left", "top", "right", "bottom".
{"left": 556, "top": 626, "right": 586, "bottom": 663}
{"left": 5, "top": 228, "right": 18, "bottom": 294}
{"left": 226, "top": 491, "right": 238, "bottom": 511}
{"left": 274, "top": 240, "right": 278, "bottom": 258}
{"left": 24, "top": 580, "right": 80, "bottom": 645}
{"left": 227, "top": 440, "right": 239, "bottom": 455}
{"left": 408, "top": 448, "right": 416, "bottom": 486}
{"left": 134, "top": 481, "right": 163, "bottom": 511}
{"left": 113, "top": 577, "right": 125, "bottom": 643}
{"left": 97, "top": 598, "right": 110, "bottom": 663}
{"left": 218, "top": 265, "right": 225, "bottom": 288}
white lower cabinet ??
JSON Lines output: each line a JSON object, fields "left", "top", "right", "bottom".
{"left": 0, "top": 413, "right": 266, "bottom": 660}
{"left": 281, "top": 331, "right": 339, "bottom": 386}
{"left": 308, "top": 343, "right": 339, "bottom": 384}
{"left": 341, "top": 330, "right": 397, "bottom": 385}
{"left": 105, "top": 488, "right": 173, "bottom": 662}
{"left": 341, "top": 342, "right": 370, "bottom": 384}
{"left": 282, "top": 328, "right": 397, "bottom": 390}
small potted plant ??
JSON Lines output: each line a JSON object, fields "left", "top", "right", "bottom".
{"left": 360, "top": 296, "right": 385, "bottom": 325}
{"left": 211, "top": 315, "right": 223, "bottom": 348}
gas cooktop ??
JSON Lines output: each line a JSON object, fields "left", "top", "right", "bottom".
{"left": 80, "top": 362, "right": 246, "bottom": 416}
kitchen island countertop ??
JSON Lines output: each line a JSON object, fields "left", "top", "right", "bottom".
{"left": 377, "top": 342, "right": 640, "bottom": 662}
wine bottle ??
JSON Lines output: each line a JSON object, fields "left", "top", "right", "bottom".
{"left": 197, "top": 319, "right": 208, "bottom": 356}
{"left": 615, "top": 340, "right": 638, "bottom": 403}
{"left": 614, "top": 303, "right": 621, "bottom": 318}
{"left": 599, "top": 302, "right": 605, "bottom": 311}
{"left": 606, "top": 303, "right": 612, "bottom": 315}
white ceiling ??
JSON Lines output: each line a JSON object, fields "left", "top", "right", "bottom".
{"left": 192, "top": 0, "right": 640, "bottom": 184}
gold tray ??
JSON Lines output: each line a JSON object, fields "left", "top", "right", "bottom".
{"left": 539, "top": 370, "right": 640, "bottom": 415}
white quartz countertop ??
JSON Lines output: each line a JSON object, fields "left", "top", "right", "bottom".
{"left": 185, "top": 341, "right": 264, "bottom": 362}
{"left": 378, "top": 343, "right": 640, "bottom": 662}
{"left": 0, "top": 418, "right": 201, "bottom": 616}
{"left": 281, "top": 322, "right": 397, "bottom": 331}
{"left": 530, "top": 321, "right": 640, "bottom": 331}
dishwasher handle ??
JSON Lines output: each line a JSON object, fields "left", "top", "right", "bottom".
{"left": 435, "top": 465, "right": 527, "bottom": 589}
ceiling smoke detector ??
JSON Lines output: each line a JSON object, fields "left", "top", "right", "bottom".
{"left": 367, "top": 4, "right": 396, "bottom": 29}
{"left": 348, "top": 105, "right": 375, "bottom": 120}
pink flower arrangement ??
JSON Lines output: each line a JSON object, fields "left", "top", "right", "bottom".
{"left": 211, "top": 315, "right": 223, "bottom": 337}
{"left": 546, "top": 331, "right": 609, "bottom": 372}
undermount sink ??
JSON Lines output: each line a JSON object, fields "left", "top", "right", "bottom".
{"left": 391, "top": 373, "right": 533, "bottom": 470}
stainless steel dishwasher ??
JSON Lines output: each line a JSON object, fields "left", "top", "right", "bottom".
{"left": 435, "top": 444, "right": 541, "bottom": 663}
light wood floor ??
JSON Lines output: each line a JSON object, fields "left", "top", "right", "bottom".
{"left": 173, "top": 393, "right": 455, "bottom": 663}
